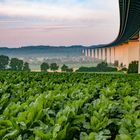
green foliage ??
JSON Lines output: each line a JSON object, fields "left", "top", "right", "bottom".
{"left": 23, "top": 62, "right": 30, "bottom": 71}
{"left": 50, "top": 63, "right": 59, "bottom": 71}
{"left": 97, "top": 61, "right": 108, "bottom": 68}
{"left": 0, "top": 55, "right": 30, "bottom": 71}
{"left": 66, "top": 68, "right": 73, "bottom": 72}
{"left": 10, "top": 58, "right": 24, "bottom": 71}
{"left": 76, "top": 62, "right": 117, "bottom": 72}
{"left": 121, "top": 67, "right": 128, "bottom": 71}
{"left": 61, "top": 64, "right": 68, "bottom": 72}
{"left": 61, "top": 64, "right": 73, "bottom": 72}
{"left": 128, "top": 61, "right": 138, "bottom": 73}
{"left": 40, "top": 62, "right": 49, "bottom": 71}
{"left": 114, "top": 60, "right": 119, "bottom": 67}
{"left": 0, "top": 72, "right": 140, "bottom": 139}
{"left": 0, "top": 55, "right": 9, "bottom": 70}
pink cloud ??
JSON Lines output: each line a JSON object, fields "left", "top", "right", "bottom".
{"left": 0, "top": 0, "right": 120, "bottom": 47}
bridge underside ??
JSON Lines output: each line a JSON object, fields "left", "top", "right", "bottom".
{"left": 107, "top": 0, "right": 140, "bottom": 47}
{"left": 83, "top": 39, "right": 139, "bottom": 68}
{"left": 85, "top": 0, "right": 140, "bottom": 72}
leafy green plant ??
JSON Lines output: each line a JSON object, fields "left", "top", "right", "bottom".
{"left": 0, "top": 72, "right": 140, "bottom": 139}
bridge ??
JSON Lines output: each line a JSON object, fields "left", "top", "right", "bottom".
{"left": 83, "top": 0, "right": 140, "bottom": 72}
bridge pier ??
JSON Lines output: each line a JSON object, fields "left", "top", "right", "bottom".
{"left": 91, "top": 49, "right": 94, "bottom": 58}
{"left": 83, "top": 38, "right": 140, "bottom": 73}
{"left": 93, "top": 40, "right": 138, "bottom": 69}
{"left": 85, "top": 49, "right": 88, "bottom": 57}
{"left": 102, "top": 48, "right": 106, "bottom": 61}
{"left": 98, "top": 48, "right": 102, "bottom": 59}
{"left": 95, "top": 48, "right": 98, "bottom": 59}
{"left": 106, "top": 48, "right": 111, "bottom": 63}
{"left": 111, "top": 47, "right": 115, "bottom": 64}
{"left": 88, "top": 49, "right": 91, "bottom": 57}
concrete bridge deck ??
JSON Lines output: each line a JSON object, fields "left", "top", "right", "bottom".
{"left": 84, "top": 0, "right": 140, "bottom": 72}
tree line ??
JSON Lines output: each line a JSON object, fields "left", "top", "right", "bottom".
{"left": 76, "top": 62, "right": 117, "bottom": 72}
{"left": 0, "top": 55, "right": 30, "bottom": 71}
{"left": 76, "top": 61, "right": 139, "bottom": 73}
{"left": 1, "top": 54, "right": 138, "bottom": 73}
{"left": 40, "top": 62, "right": 73, "bottom": 72}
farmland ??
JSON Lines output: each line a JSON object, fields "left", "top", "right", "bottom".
{"left": 0, "top": 72, "right": 140, "bottom": 140}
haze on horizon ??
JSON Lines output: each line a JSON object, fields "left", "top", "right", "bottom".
{"left": 0, "top": 0, "right": 119, "bottom": 48}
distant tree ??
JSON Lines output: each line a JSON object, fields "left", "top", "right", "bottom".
{"left": 120, "top": 63, "right": 124, "bottom": 68}
{"left": 40, "top": 62, "right": 49, "bottom": 71}
{"left": 97, "top": 61, "right": 108, "bottom": 70}
{"left": 66, "top": 68, "right": 73, "bottom": 72}
{"left": 61, "top": 64, "right": 68, "bottom": 72}
{"left": 23, "top": 62, "right": 30, "bottom": 71}
{"left": 114, "top": 60, "right": 119, "bottom": 67}
{"left": 10, "top": 58, "right": 24, "bottom": 71}
{"left": 50, "top": 63, "right": 59, "bottom": 71}
{"left": 0, "top": 55, "right": 9, "bottom": 70}
{"left": 76, "top": 61, "right": 117, "bottom": 72}
{"left": 121, "top": 67, "right": 128, "bottom": 71}
{"left": 128, "top": 61, "right": 138, "bottom": 73}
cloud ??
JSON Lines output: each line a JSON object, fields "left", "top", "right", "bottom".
{"left": 0, "top": 0, "right": 120, "bottom": 47}
{"left": 0, "top": 0, "right": 119, "bottom": 30}
{"left": 0, "top": 0, "right": 117, "bottom": 22}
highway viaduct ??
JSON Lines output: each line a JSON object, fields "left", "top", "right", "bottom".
{"left": 83, "top": 0, "right": 140, "bottom": 72}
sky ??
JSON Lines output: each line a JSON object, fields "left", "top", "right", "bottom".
{"left": 0, "top": 0, "right": 120, "bottom": 48}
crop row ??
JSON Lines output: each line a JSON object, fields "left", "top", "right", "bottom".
{"left": 0, "top": 72, "right": 140, "bottom": 140}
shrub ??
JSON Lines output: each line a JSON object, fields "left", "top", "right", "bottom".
{"left": 0, "top": 55, "right": 9, "bottom": 70}
{"left": 61, "top": 64, "right": 68, "bottom": 72}
{"left": 128, "top": 61, "right": 138, "bottom": 73}
{"left": 40, "top": 62, "right": 49, "bottom": 72}
{"left": 121, "top": 67, "right": 128, "bottom": 71}
{"left": 114, "top": 60, "right": 119, "bottom": 67}
{"left": 50, "top": 63, "right": 59, "bottom": 71}
{"left": 76, "top": 62, "right": 117, "bottom": 72}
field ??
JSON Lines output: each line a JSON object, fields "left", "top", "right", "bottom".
{"left": 0, "top": 72, "right": 140, "bottom": 140}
